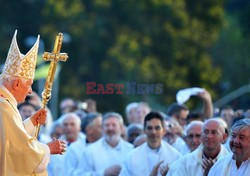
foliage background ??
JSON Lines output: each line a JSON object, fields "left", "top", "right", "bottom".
{"left": 0, "top": 0, "right": 250, "bottom": 118}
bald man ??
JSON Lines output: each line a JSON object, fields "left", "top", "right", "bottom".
{"left": 208, "top": 118, "right": 250, "bottom": 176}
{"left": 168, "top": 119, "right": 229, "bottom": 176}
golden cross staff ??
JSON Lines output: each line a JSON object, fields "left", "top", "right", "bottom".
{"left": 34, "top": 33, "right": 68, "bottom": 139}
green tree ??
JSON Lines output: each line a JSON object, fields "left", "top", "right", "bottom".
{"left": 40, "top": 0, "right": 225, "bottom": 113}
{"left": 0, "top": 0, "right": 226, "bottom": 115}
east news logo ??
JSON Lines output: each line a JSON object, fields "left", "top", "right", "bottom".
{"left": 86, "top": 82, "right": 163, "bottom": 95}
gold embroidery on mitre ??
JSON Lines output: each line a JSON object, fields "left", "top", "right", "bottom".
{"left": 0, "top": 30, "right": 39, "bottom": 80}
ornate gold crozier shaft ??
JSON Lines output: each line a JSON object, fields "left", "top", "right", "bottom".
{"left": 34, "top": 33, "right": 68, "bottom": 139}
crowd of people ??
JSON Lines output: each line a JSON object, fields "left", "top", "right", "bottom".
{"left": 18, "top": 89, "right": 250, "bottom": 176}
{"left": 0, "top": 31, "right": 249, "bottom": 176}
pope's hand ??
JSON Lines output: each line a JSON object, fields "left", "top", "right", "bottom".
{"left": 47, "top": 138, "right": 67, "bottom": 155}
{"left": 30, "top": 108, "right": 47, "bottom": 126}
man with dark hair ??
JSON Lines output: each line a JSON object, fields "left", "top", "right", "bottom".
{"left": 127, "top": 123, "right": 143, "bottom": 144}
{"left": 18, "top": 101, "right": 39, "bottom": 120}
{"left": 167, "top": 89, "right": 213, "bottom": 128}
{"left": 208, "top": 118, "right": 250, "bottom": 176}
{"left": 167, "top": 103, "right": 189, "bottom": 127}
{"left": 81, "top": 113, "right": 102, "bottom": 141}
{"left": 60, "top": 98, "right": 78, "bottom": 114}
{"left": 121, "top": 111, "right": 181, "bottom": 176}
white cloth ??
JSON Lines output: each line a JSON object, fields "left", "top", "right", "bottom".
{"left": 72, "top": 137, "right": 133, "bottom": 176}
{"left": 23, "top": 109, "right": 52, "bottom": 144}
{"left": 23, "top": 118, "right": 36, "bottom": 136}
{"left": 168, "top": 144, "right": 229, "bottom": 176}
{"left": 0, "top": 85, "right": 50, "bottom": 173}
{"left": 48, "top": 133, "right": 86, "bottom": 176}
{"left": 64, "top": 138, "right": 88, "bottom": 176}
{"left": 22, "top": 118, "right": 50, "bottom": 173}
{"left": 223, "top": 137, "right": 231, "bottom": 152}
{"left": 176, "top": 87, "right": 204, "bottom": 104}
{"left": 179, "top": 143, "right": 191, "bottom": 156}
{"left": 48, "top": 154, "right": 65, "bottom": 176}
{"left": 121, "top": 141, "right": 181, "bottom": 176}
{"left": 171, "top": 136, "right": 186, "bottom": 153}
{"left": 208, "top": 153, "right": 250, "bottom": 176}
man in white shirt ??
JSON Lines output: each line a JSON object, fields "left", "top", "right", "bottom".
{"left": 163, "top": 117, "right": 185, "bottom": 152}
{"left": 179, "top": 121, "right": 203, "bottom": 155}
{"left": 72, "top": 112, "right": 133, "bottom": 176}
{"left": 121, "top": 111, "right": 181, "bottom": 176}
{"left": 208, "top": 118, "right": 250, "bottom": 176}
{"left": 64, "top": 113, "right": 102, "bottom": 176}
{"left": 48, "top": 113, "right": 84, "bottom": 176}
{"left": 168, "top": 119, "right": 229, "bottom": 176}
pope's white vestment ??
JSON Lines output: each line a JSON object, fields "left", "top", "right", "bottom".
{"left": 0, "top": 85, "right": 50, "bottom": 176}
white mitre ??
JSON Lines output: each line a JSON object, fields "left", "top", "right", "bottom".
{"left": 0, "top": 30, "right": 39, "bottom": 80}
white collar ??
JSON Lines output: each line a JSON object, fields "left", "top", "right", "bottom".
{"left": 0, "top": 85, "right": 18, "bottom": 107}
{"left": 102, "top": 137, "right": 122, "bottom": 150}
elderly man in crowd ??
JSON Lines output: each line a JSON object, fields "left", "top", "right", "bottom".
{"left": 121, "top": 111, "right": 181, "bottom": 176}
{"left": 72, "top": 112, "right": 133, "bottom": 176}
{"left": 208, "top": 118, "right": 250, "bottom": 176}
{"left": 64, "top": 113, "right": 103, "bottom": 176}
{"left": 135, "top": 102, "right": 151, "bottom": 125}
{"left": 179, "top": 121, "right": 204, "bottom": 155}
{"left": 125, "top": 102, "right": 139, "bottom": 124}
{"left": 60, "top": 112, "right": 85, "bottom": 145}
{"left": 163, "top": 118, "right": 186, "bottom": 152}
{"left": 48, "top": 113, "right": 84, "bottom": 176}
{"left": 168, "top": 119, "right": 229, "bottom": 176}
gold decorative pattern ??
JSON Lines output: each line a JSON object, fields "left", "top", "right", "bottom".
{"left": 0, "top": 30, "right": 39, "bottom": 80}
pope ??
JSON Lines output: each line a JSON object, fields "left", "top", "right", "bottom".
{"left": 0, "top": 30, "right": 66, "bottom": 176}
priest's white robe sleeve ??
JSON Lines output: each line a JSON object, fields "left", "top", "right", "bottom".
{"left": 72, "top": 151, "right": 105, "bottom": 176}
{"left": 64, "top": 147, "right": 79, "bottom": 176}
{"left": 170, "top": 157, "right": 189, "bottom": 176}
{"left": 120, "top": 157, "right": 133, "bottom": 176}
{"left": 166, "top": 158, "right": 182, "bottom": 176}
{"left": 208, "top": 154, "right": 232, "bottom": 176}
{"left": 23, "top": 118, "right": 50, "bottom": 173}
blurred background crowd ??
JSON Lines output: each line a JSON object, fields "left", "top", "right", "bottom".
{"left": 17, "top": 88, "right": 250, "bottom": 175}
